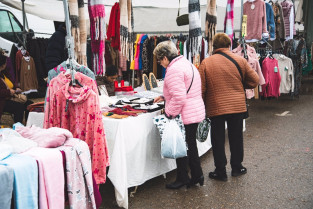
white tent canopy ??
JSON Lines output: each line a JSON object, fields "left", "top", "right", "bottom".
{"left": 0, "top": 0, "right": 301, "bottom": 34}
{"left": 0, "top": 0, "right": 243, "bottom": 33}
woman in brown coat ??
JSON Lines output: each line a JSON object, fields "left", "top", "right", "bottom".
{"left": 198, "top": 33, "right": 259, "bottom": 181}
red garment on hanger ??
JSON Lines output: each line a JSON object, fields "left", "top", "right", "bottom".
{"left": 107, "top": 3, "right": 120, "bottom": 50}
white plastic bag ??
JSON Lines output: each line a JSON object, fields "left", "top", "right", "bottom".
{"left": 161, "top": 119, "right": 187, "bottom": 159}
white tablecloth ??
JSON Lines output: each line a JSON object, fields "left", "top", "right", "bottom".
{"left": 102, "top": 111, "right": 211, "bottom": 209}
{"left": 26, "top": 111, "right": 212, "bottom": 209}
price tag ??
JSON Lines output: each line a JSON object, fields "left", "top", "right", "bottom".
{"left": 274, "top": 66, "right": 278, "bottom": 73}
{"left": 285, "top": 66, "right": 288, "bottom": 71}
{"left": 251, "top": 4, "right": 255, "bottom": 10}
{"left": 28, "top": 65, "right": 30, "bottom": 70}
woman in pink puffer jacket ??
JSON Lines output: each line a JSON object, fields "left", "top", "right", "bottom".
{"left": 153, "top": 41, "right": 205, "bottom": 189}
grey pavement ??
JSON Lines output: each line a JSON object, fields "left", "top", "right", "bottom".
{"left": 100, "top": 75, "right": 313, "bottom": 209}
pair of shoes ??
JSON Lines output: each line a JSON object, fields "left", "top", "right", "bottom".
{"left": 231, "top": 167, "right": 247, "bottom": 177}
{"left": 165, "top": 181, "right": 189, "bottom": 189}
{"left": 188, "top": 175, "right": 204, "bottom": 187}
{"left": 208, "top": 171, "right": 227, "bottom": 182}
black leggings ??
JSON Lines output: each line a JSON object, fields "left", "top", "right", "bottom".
{"left": 3, "top": 99, "right": 33, "bottom": 123}
{"left": 176, "top": 123, "right": 203, "bottom": 183}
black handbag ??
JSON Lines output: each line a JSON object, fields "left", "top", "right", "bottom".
{"left": 215, "top": 51, "right": 249, "bottom": 119}
{"left": 176, "top": 0, "right": 189, "bottom": 26}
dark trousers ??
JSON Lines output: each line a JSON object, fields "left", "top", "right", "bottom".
{"left": 210, "top": 113, "right": 244, "bottom": 174}
{"left": 3, "top": 99, "right": 33, "bottom": 123}
{"left": 176, "top": 123, "right": 203, "bottom": 183}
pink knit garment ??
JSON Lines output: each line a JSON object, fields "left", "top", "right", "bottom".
{"left": 46, "top": 72, "right": 109, "bottom": 184}
{"left": 16, "top": 126, "right": 73, "bottom": 148}
{"left": 243, "top": 0, "right": 268, "bottom": 41}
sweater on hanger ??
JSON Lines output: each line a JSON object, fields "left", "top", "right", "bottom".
{"left": 243, "top": 0, "right": 268, "bottom": 42}
{"left": 273, "top": 54, "right": 294, "bottom": 93}
{"left": 20, "top": 56, "right": 38, "bottom": 92}
{"left": 260, "top": 57, "right": 281, "bottom": 98}
{"left": 266, "top": 2, "right": 275, "bottom": 40}
{"left": 47, "top": 72, "right": 109, "bottom": 184}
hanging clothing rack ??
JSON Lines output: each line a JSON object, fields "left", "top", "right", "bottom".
{"left": 62, "top": 0, "right": 76, "bottom": 85}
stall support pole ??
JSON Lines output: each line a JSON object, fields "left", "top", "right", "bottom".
{"left": 62, "top": 0, "right": 76, "bottom": 85}
{"left": 21, "top": 0, "right": 26, "bottom": 47}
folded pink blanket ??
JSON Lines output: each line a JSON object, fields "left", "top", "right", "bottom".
{"left": 16, "top": 126, "right": 73, "bottom": 148}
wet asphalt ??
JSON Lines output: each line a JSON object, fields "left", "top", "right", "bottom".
{"left": 100, "top": 75, "right": 313, "bottom": 209}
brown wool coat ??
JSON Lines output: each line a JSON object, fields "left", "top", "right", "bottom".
{"left": 198, "top": 48, "right": 259, "bottom": 117}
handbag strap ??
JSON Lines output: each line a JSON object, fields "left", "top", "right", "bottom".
{"left": 215, "top": 51, "right": 244, "bottom": 87}
{"left": 187, "top": 64, "right": 194, "bottom": 94}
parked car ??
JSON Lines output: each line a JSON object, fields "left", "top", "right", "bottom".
{"left": 0, "top": 3, "right": 54, "bottom": 54}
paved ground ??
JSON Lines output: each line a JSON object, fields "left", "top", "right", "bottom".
{"left": 100, "top": 74, "right": 313, "bottom": 209}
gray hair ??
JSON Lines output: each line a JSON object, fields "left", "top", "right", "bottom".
{"left": 153, "top": 41, "right": 178, "bottom": 61}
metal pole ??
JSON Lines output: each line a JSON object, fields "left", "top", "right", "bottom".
{"left": 62, "top": 0, "right": 76, "bottom": 85}
{"left": 240, "top": 0, "right": 243, "bottom": 37}
{"left": 62, "top": 0, "right": 74, "bottom": 60}
{"left": 21, "top": 0, "right": 26, "bottom": 47}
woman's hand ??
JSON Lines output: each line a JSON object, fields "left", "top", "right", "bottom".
{"left": 153, "top": 96, "right": 164, "bottom": 103}
{"left": 9, "top": 89, "right": 15, "bottom": 96}
{"left": 15, "top": 88, "right": 22, "bottom": 93}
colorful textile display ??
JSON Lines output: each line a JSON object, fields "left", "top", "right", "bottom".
{"left": 205, "top": 0, "right": 217, "bottom": 55}
{"left": 224, "top": 0, "right": 234, "bottom": 46}
{"left": 88, "top": 0, "right": 106, "bottom": 75}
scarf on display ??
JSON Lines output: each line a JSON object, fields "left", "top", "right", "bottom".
{"left": 88, "top": 0, "right": 106, "bottom": 75}
{"left": 107, "top": 3, "right": 120, "bottom": 50}
{"left": 205, "top": 0, "right": 217, "bottom": 55}
{"left": 224, "top": 0, "right": 234, "bottom": 46}
{"left": 188, "top": 0, "right": 202, "bottom": 61}
{"left": 119, "top": 0, "right": 128, "bottom": 58}
{"left": 68, "top": 0, "right": 80, "bottom": 59}
{"left": 128, "top": 0, "right": 134, "bottom": 61}
{"left": 77, "top": 0, "right": 87, "bottom": 66}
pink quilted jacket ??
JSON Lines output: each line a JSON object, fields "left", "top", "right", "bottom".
{"left": 163, "top": 55, "right": 205, "bottom": 125}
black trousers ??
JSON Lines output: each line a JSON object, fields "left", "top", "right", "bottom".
{"left": 3, "top": 99, "right": 33, "bottom": 123}
{"left": 210, "top": 113, "right": 244, "bottom": 174}
{"left": 176, "top": 123, "right": 203, "bottom": 183}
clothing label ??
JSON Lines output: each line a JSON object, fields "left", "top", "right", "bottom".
{"left": 285, "top": 66, "right": 288, "bottom": 71}
{"left": 274, "top": 66, "right": 278, "bottom": 73}
{"left": 28, "top": 65, "right": 30, "bottom": 70}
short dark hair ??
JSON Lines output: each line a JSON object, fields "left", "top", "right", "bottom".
{"left": 106, "top": 65, "right": 118, "bottom": 76}
{"left": 0, "top": 51, "right": 7, "bottom": 66}
{"left": 213, "top": 33, "right": 231, "bottom": 50}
